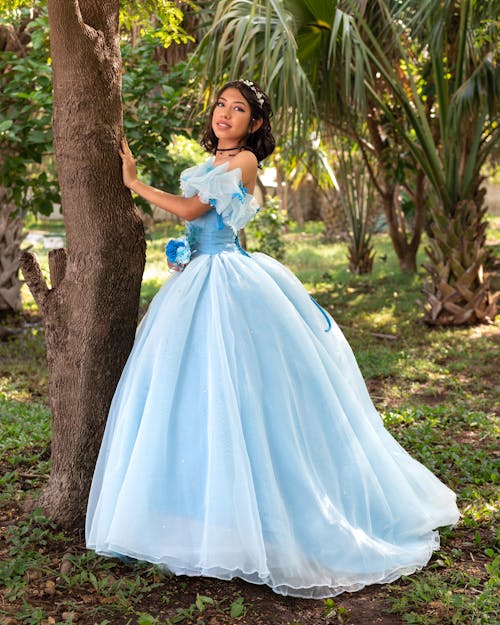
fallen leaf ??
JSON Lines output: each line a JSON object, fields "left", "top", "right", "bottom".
{"left": 99, "top": 595, "right": 120, "bottom": 604}
{"left": 24, "top": 569, "right": 43, "bottom": 582}
{"left": 60, "top": 552, "right": 74, "bottom": 575}
{"left": 80, "top": 593, "right": 96, "bottom": 603}
{"left": 44, "top": 580, "right": 56, "bottom": 596}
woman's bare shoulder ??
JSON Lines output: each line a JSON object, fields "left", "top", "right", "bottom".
{"left": 226, "top": 150, "right": 258, "bottom": 188}
{"left": 227, "top": 149, "right": 258, "bottom": 171}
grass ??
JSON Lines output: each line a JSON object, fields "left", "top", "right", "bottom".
{"left": 0, "top": 215, "right": 499, "bottom": 624}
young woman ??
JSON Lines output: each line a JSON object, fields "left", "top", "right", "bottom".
{"left": 86, "top": 80, "right": 459, "bottom": 599}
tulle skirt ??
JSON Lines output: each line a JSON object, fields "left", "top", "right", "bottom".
{"left": 86, "top": 250, "right": 459, "bottom": 598}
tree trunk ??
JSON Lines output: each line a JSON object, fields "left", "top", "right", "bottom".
{"left": 365, "top": 112, "right": 425, "bottom": 273}
{"left": 379, "top": 186, "right": 422, "bottom": 273}
{"left": 20, "top": 0, "right": 146, "bottom": 529}
{"left": 422, "top": 197, "right": 498, "bottom": 325}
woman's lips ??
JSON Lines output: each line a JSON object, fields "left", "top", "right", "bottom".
{"left": 216, "top": 121, "right": 232, "bottom": 129}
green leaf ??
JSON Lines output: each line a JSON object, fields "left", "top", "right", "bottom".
{"left": 195, "top": 594, "right": 214, "bottom": 612}
{"left": 229, "top": 596, "right": 246, "bottom": 618}
{"left": 0, "top": 119, "right": 14, "bottom": 132}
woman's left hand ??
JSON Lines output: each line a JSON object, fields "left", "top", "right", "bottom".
{"left": 119, "top": 137, "right": 138, "bottom": 189}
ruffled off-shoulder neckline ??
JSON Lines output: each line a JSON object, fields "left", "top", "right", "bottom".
{"left": 180, "top": 157, "right": 259, "bottom": 233}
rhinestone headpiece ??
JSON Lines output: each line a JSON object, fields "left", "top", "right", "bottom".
{"left": 241, "top": 80, "right": 265, "bottom": 108}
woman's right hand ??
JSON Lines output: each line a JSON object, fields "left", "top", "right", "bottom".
{"left": 119, "top": 137, "right": 138, "bottom": 189}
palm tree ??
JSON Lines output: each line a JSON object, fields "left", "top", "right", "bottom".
{"left": 279, "top": 136, "right": 376, "bottom": 273}
{"left": 352, "top": 0, "right": 499, "bottom": 324}
{"left": 197, "top": 0, "right": 499, "bottom": 324}
{"left": 328, "top": 138, "right": 376, "bottom": 275}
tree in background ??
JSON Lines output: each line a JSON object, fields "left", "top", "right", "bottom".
{"left": 0, "top": 10, "right": 57, "bottom": 314}
{"left": 120, "top": 37, "right": 201, "bottom": 213}
{"left": 352, "top": 0, "right": 499, "bottom": 323}
{"left": 328, "top": 138, "right": 376, "bottom": 275}
{"left": 119, "top": 0, "right": 201, "bottom": 206}
{"left": 353, "top": 110, "right": 427, "bottom": 274}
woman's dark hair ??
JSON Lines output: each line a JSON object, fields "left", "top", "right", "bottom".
{"left": 200, "top": 80, "right": 276, "bottom": 163}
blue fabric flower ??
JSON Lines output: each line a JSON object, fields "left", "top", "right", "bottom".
{"left": 166, "top": 237, "right": 192, "bottom": 271}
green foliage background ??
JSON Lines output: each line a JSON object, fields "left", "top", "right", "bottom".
{"left": 0, "top": 11, "right": 57, "bottom": 216}
{"left": 0, "top": 6, "right": 202, "bottom": 217}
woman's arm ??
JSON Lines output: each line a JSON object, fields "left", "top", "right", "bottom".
{"left": 119, "top": 138, "right": 211, "bottom": 221}
{"left": 128, "top": 179, "right": 210, "bottom": 221}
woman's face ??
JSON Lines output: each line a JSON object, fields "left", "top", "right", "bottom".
{"left": 211, "top": 87, "right": 253, "bottom": 145}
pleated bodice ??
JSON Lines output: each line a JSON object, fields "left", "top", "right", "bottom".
{"left": 187, "top": 210, "right": 240, "bottom": 256}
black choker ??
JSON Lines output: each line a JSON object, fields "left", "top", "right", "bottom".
{"left": 216, "top": 146, "right": 242, "bottom": 152}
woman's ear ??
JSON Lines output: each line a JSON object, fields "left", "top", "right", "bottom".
{"left": 250, "top": 118, "right": 263, "bottom": 133}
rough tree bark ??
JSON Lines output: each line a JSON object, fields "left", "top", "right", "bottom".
{"left": 20, "top": 0, "right": 146, "bottom": 529}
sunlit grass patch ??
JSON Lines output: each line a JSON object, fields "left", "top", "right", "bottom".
{"left": 383, "top": 405, "right": 498, "bottom": 492}
{"left": 461, "top": 498, "right": 499, "bottom": 528}
{"left": 486, "top": 214, "right": 500, "bottom": 239}
{"left": 140, "top": 222, "right": 180, "bottom": 308}
{"left": 362, "top": 307, "right": 400, "bottom": 333}
{"left": 0, "top": 395, "right": 51, "bottom": 502}
{"left": 0, "top": 394, "right": 50, "bottom": 454}
{"left": 141, "top": 266, "right": 171, "bottom": 307}
{"left": 389, "top": 560, "right": 500, "bottom": 625}
{"left": 0, "top": 321, "right": 48, "bottom": 403}
{"left": 284, "top": 238, "right": 350, "bottom": 287}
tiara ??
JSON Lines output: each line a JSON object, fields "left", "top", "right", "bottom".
{"left": 241, "top": 80, "right": 265, "bottom": 108}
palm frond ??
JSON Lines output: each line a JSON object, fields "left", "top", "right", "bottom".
{"left": 347, "top": 0, "right": 448, "bottom": 201}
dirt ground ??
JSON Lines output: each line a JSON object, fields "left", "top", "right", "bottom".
{"left": 0, "top": 495, "right": 407, "bottom": 625}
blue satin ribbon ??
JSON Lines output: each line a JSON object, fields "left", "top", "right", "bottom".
{"left": 310, "top": 296, "right": 332, "bottom": 332}
{"left": 235, "top": 235, "right": 251, "bottom": 257}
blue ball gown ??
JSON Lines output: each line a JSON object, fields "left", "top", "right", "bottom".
{"left": 86, "top": 158, "right": 460, "bottom": 599}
